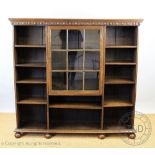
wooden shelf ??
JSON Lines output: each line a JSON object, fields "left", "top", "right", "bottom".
{"left": 104, "top": 100, "right": 133, "bottom": 107}
{"left": 105, "top": 79, "right": 134, "bottom": 84}
{"left": 51, "top": 123, "right": 100, "bottom": 130}
{"left": 16, "top": 79, "right": 46, "bottom": 84}
{"left": 105, "top": 62, "right": 136, "bottom": 65}
{"left": 16, "top": 63, "right": 46, "bottom": 68}
{"left": 15, "top": 45, "right": 46, "bottom": 48}
{"left": 15, "top": 128, "right": 134, "bottom": 134}
{"left": 106, "top": 45, "right": 137, "bottom": 48}
{"left": 49, "top": 102, "right": 101, "bottom": 109}
{"left": 104, "top": 125, "right": 130, "bottom": 130}
{"left": 17, "top": 98, "right": 47, "bottom": 104}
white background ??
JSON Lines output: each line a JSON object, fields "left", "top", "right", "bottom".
{"left": 0, "top": 0, "right": 155, "bottom": 113}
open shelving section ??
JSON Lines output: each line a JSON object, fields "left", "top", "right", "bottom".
{"left": 9, "top": 18, "right": 143, "bottom": 139}
{"left": 103, "top": 26, "right": 138, "bottom": 130}
{"left": 14, "top": 26, "right": 48, "bottom": 130}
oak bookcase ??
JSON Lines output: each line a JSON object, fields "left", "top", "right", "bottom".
{"left": 9, "top": 18, "right": 143, "bottom": 139}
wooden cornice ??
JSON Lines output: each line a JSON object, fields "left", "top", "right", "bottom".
{"left": 9, "top": 18, "right": 143, "bottom": 26}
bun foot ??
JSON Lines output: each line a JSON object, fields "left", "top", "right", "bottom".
{"left": 98, "top": 134, "right": 105, "bottom": 139}
{"left": 45, "top": 133, "right": 52, "bottom": 139}
{"left": 128, "top": 133, "right": 136, "bottom": 139}
{"left": 15, "top": 132, "right": 22, "bottom": 138}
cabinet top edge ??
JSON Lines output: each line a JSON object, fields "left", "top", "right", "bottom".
{"left": 9, "top": 18, "right": 143, "bottom": 26}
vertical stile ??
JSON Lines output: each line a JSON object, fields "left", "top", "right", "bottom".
{"left": 83, "top": 29, "right": 85, "bottom": 90}
{"left": 131, "top": 26, "right": 139, "bottom": 127}
{"left": 46, "top": 26, "right": 49, "bottom": 129}
{"left": 101, "top": 26, "right": 106, "bottom": 129}
{"left": 66, "top": 29, "right": 68, "bottom": 90}
{"left": 13, "top": 26, "right": 20, "bottom": 128}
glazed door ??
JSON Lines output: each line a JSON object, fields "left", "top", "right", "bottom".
{"left": 47, "top": 26, "right": 104, "bottom": 95}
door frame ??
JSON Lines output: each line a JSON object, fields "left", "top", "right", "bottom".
{"left": 47, "top": 26, "right": 105, "bottom": 96}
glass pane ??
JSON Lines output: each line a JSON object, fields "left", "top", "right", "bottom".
{"left": 85, "top": 30, "right": 100, "bottom": 49}
{"left": 51, "top": 30, "right": 66, "bottom": 49}
{"left": 68, "top": 72, "right": 83, "bottom": 90}
{"left": 84, "top": 72, "right": 99, "bottom": 90}
{"left": 85, "top": 51, "right": 100, "bottom": 70}
{"left": 52, "top": 51, "right": 66, "bottom": 70}
{"left": 52, "top": 72, "right": 66, "bottom": 90}
{"left": 68, "top": 51, "right": 83, "bottom": 70}
{"left": 68, "top": 30, "right": 84, "bottom": 49}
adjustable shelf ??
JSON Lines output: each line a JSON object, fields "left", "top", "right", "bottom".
{"left": 105, "top": 62, "right": 136, "bottom": 65}
{"left": 106, "top": 45, "right": 137, "bottom": 48}
{"left": 49, "top": 96, "right": 102, "bottom": 110}
{"left": 9, "top": 18, "right": 142, "bottom": 138}
{"left": 105, "top": 79, "right": 134, "bottom": 84}
{"left": 16, "top": 63, "right": 46, "bottom": 68}
{"left": 104, "top": 99, "right": 133, "bottom": 107}
{"left": 49, "top": 103, "right": 101, "bottom": 109}
{"left": 17, "top": 98, "right": 47, "bottom": 104}
{"left": 16, "top": 79, "right": 46, "bottom": 84}
{"left": 15, "top": 45, "right": 46, "bottom": 48}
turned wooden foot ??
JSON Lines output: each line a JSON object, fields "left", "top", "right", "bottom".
{"left": 45, "top": 133, "right": 53, "bottom": 139}
{"left": 15, "top": 132, "right": 22, "bottom": 138}
{"left": 98, "top": 134, "right": 105, "bottom": 139}
{"left": 128, "top": 133, "right": 136, "bottom": 139}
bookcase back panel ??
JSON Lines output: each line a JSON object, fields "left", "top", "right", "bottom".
{"left": 16, "top": 48, "right": 46, "bottom": 64}
{"left": 17, "top": 68, "right": 46, "bottom": 81}
{"left": 106, "top": 26, "right": 137, "bottom": 46}
{"left": 17, "top": 84, "right": 47, "bottom": 100}
{"left": 106, "top": 48, "right": 136, "bottom": 63}
{"left": 18, "top": 104, "right": 47, "bottom": 129}
{"left": 105, "top": 65, "right": 135, "bottom": 81}
{"left": 104, "top": 85, "right": 133, "bottom": 101}
{"left": 15, "top": 26, "right": 45, "bottom": 45}
{"left": 49, "top": 109, "right": 101, "bottom": 129}
{"left": 103, "top": 107, "right": 133, "bottom": 129}
{"left": 49, "top": 96, "right": 102, "bottom": 105}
